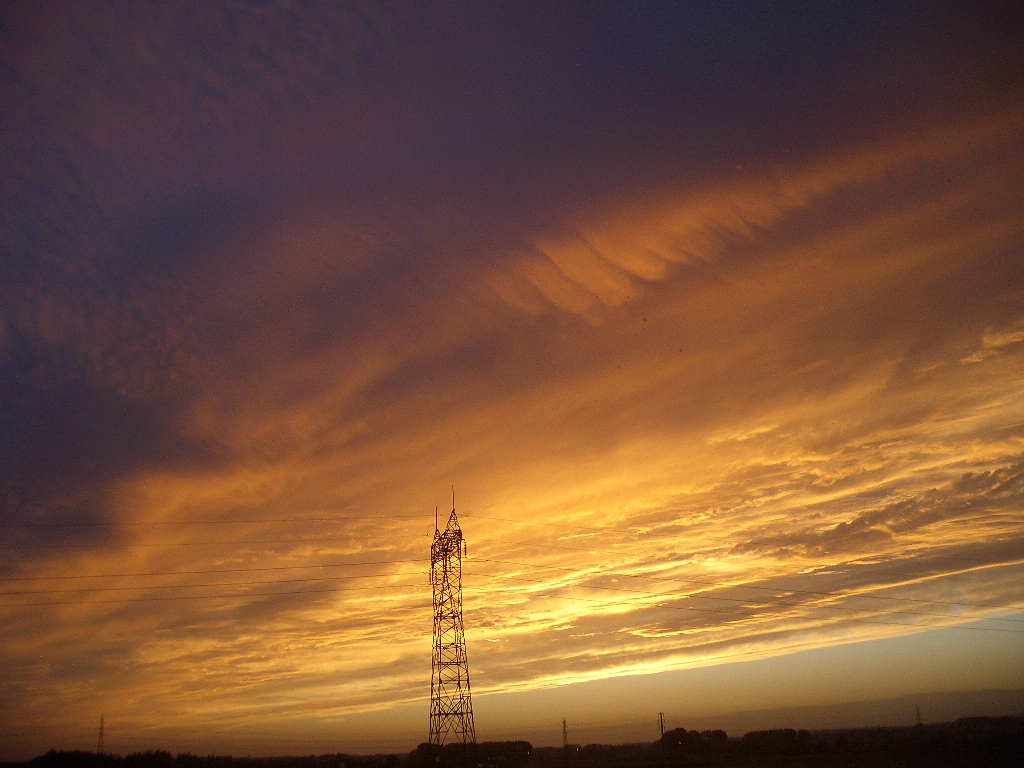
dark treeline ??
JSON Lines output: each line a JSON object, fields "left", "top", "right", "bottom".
{"left": 4, "top": 753, "right": 400, "bottom": 768}
{"left": 647, "top": 715, "right": 1024, "bottom": 766}
{"left": 5, "top": 717, "right": 1023, "bottom": 768}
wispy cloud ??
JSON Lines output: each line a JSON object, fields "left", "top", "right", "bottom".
{"left": 3, "top": 2, "right": 1024, "bottom": 757}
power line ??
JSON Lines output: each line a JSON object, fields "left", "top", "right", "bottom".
{"left": 0, "top": 574, "right": 428, "bottom": 596}
{"left": 2, "top": 558, "right": 1021, "bottom": 636}
{"left": 3, "top": 534, "right": 432, "bottom": 551}
{"left": 3, "top": 552, "right": 1020, "bottom": 623}
{"left": 476, "top": 535, "right": 1024, "bottom": 567}
{"left": 465, "top": 568, "right": 1024, "bottom": 629}
{"left": 2, "top": 557, "right": 427, "bottom": 581}
{"left": 3, "top": 513, "right": 1021, "bottom": 634}
{"left": 467, "top": 557, "right": 1024, "bottom": 615}
{"left": 1, "top": 583, "right": 434, "bottom": 607}
{"left": 471, "top": 572, "right": 1024, "bottom": 634}
{"left": 7, "top": 579, "right": 1020, "bottom": 635}
{"left": 0, "top": 514, "right": 432, "bottom": 528}
{"left": 5, "top": 514, "right": 1017, "bottom": 571}
{"left": 464, "top": 514, "right": 638, "bottom": 534}
{"left": 0, "top": 512, "right": 625, "bottom": 533}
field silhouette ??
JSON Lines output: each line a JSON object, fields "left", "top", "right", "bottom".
{"left": 6, "top": 716, "right": 1022, "bottom": 768}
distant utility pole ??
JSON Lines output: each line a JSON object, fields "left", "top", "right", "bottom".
{"left": 562, "top": 718, "right": 568, "bottom": 749}
{"left": 98, "top": 715, "right": 104, "bottom": 754}
{"left": 429, "top": 501, "right": 476, "bottom": 749}
{"left": 659, "top": 712, "right": 665, "bottom": 739}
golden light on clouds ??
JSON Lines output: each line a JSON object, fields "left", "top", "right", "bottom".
{"left": 3, "top": 2, "right": 1024, "bottom": 758}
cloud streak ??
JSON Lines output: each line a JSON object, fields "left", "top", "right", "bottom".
{"left": 3, "top": 1, "right": 1024, "bottom": 759}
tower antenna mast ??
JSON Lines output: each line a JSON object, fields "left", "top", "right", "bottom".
{"left": 429, "top": 497, "right": 476, "bottom": 753}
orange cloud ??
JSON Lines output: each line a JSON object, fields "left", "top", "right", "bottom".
{"left": 3, "top": 109, "right": 1024, "bottom": 756}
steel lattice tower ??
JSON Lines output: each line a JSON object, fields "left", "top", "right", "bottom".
{"left": 429, "top": 506, "right": 476, "bottom": 748}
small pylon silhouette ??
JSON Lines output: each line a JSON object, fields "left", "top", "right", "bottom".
{"left": 429, "top": 506, "right": 476, "bottom": 748}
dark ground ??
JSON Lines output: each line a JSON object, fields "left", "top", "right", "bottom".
{"left": 6, "top": 716, "right": 1022, "bottom": 768}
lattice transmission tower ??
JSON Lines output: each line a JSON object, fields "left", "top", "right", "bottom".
{"left": 429, "top": 504, "right": 476, "bottom": 748}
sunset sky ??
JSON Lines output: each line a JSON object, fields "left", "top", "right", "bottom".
{"left": 3, "top": 1, "right": 1024, "bottom": 760}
